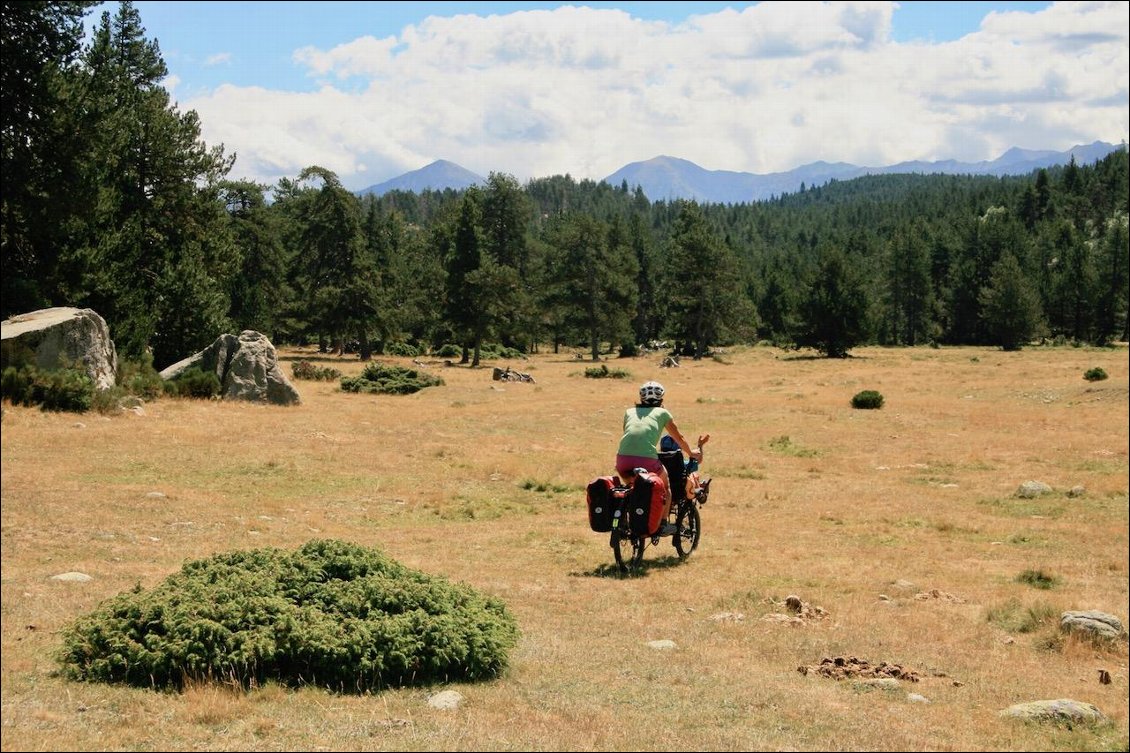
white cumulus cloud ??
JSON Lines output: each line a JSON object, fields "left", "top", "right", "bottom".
{"left": 183, "top": 1, "right": 1130, "bottom": 191}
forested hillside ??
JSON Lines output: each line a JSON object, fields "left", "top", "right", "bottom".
{"left": 4, "top": 2, "right": 1127, "bottom": 370}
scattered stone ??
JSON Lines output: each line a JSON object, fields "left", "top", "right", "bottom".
{"left": 427, "top": 690, "right": 464, "bottom": 710}
{"left": 799, "top": 657, "right": 922, "bottom": 683}
{"left": 708, "top": 611, "right": 745, "bottom": 623}
{"left": 50, "top": 572, "right": 92, "bottom": 582}
{"left": 1067, "top": 485, "right": 1086, "bottom": 498}
{"left": 764, "top": 595, "right": 828, "bottom": 624}
{"left": 853, "top": 678, "right": 901, "bottom": 691}
{"left": 647, "top": 639, "right": 677, "bottom": 650}
{"left": 914, "top": 589, "right": 966, "bottom": 603}
{"left": 72, "top": 422, "right": 85, "bottom": 429}
{"left": 1016, "top": 480, "right": 1053, "bottom": 499}
{"left": 891, "top": 579, "right": 916, "bottom": 590}
{"left": 907, "top": 693, "right": 930, "bottom": 703}
{"left": 145, "top": 491, "right": 167, "bottom": 500}
{"left": 1000, "top": 699, "right": 1107, "bottom": 724}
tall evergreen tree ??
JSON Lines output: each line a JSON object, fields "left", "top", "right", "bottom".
{"left": 72, "top": 1, "right": 235, "bottom": 365}
{"left": 980, "top": 252, "right": 1045, "bottom": 351}
{"left": 220, "top": 181, "right": 287, "bottom": 337}
{"left": 796, "top": 246, "right": 871, "bottom": 358}
{"left": 661, "top": 202, "right": 753, "bottom": 358}
{"left": 543, "top": 213, "right": 637, "bottom": 361}
{"left": 882, "top": 221, "right": 938, "bottom": 345}
{"left": 1, "top": 0, "right": 96, "bottom": 314}
{"left": 445, "top": 189, "right": 483, "bottom": 363}
{"left": 287, "top": 166, "right": 371, "bottom": 354}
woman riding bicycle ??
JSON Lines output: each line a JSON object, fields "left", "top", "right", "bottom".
{"left": 615, "top": 381, "right": 703, "bottom": 534}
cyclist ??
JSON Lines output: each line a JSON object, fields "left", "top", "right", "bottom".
{"left": 615, "top": 380, "right": 703, "bottom": 534}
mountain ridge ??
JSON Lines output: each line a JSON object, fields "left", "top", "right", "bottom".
{"left": 357, "top": 141, "right": 1123, "bottom": 203}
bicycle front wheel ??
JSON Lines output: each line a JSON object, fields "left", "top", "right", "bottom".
{"left": 673, "top": 503, "right": 701, "bottom": 559}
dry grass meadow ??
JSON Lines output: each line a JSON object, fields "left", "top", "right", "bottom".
{"left": 1, "top": 343, "right": 1128, "bottom": 752}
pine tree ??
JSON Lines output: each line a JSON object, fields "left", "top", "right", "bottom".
{"left": 796, "top": 246, "right": 871, "bottom": 358}
{"left": 980, "top": 253, "right": 1045, "bottom": 351}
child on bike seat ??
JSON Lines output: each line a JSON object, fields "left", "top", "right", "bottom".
{"left": 660, "top": 433, "right": 709, "bottom": 499}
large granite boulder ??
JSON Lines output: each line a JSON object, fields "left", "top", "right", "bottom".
{"left": 1, "top": 307, "right": 118, "bottom": 391}
{"left": 160, "top": 331, "right": 300, "bottom": 405}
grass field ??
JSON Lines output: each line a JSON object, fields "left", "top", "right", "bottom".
{"left": 1, "top": 343, "right": 1127, "bottom": 751}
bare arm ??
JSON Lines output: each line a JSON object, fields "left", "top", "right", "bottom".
{"left": 665, "top": 420, "right": 703, "bottom": 462}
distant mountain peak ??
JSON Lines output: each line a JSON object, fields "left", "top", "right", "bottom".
{"left": 357, "top": 160, "right": 484, "bottom": 197}
{"left": 604, "top": 142, "right": 1121, "bottom": 204}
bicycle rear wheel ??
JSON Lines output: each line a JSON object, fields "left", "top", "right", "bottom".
{"left": 611, "top": 529, "right": 645, "bottom": 572}
{"left": 673, "top": 502, "right": 701, "bottom": 558}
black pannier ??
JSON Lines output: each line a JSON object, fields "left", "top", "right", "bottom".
{"left": 586, "top": 476, "right": 618, "bottom": 532}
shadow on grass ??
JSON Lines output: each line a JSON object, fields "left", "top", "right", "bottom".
{"left": 574, "top": 551, "right": 689, "bottom": 579}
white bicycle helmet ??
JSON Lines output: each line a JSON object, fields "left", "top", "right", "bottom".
{"left": 639, "top": 380, "right": 665, "bottom": 406}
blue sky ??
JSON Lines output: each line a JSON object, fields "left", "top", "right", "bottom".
{"left": 83, "top": 1, "right": 1127, "bottom": 190}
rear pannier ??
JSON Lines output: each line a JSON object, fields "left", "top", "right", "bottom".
{"left": 586, "top": 476, "right": 618, "bottom": 532}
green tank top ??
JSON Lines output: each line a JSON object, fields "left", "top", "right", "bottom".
{"left": 618, "top": 406, "right": 672, "bottom": 457}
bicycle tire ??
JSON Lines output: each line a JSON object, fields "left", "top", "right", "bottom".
{"left": 673, "top": 502, "right": 701, "bottom": 559}
{"left": 611, "top": 529, "right": 645, "bottom": 572}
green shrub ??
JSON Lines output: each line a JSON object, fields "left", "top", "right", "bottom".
{"left": 1083, "top": 367, "right": 1108, "bottom": 382}
{"left": 851, "top": 390, "right": 884, "bottom": 409}
{"left": 385, "top": 342, "right": 420, "bottom": 357}
{"left": 584, "top": 364, "right": 631, "bottom": 379}
{"left": 292, "top": 361, "right": 342, "bottom": 381}
{"left": 434, "top": 344, "right": 462, "bottom": 358}
{"left": 1, "top": 363, "right": 93, "bottom": 412}
{"left": 118, "top": 352, "right": 165, "bottom": 400}
{"left": 340, "top": 362, "right": 444, "bottom": 395}
{"left": 57, "top": 539, "right": 519, "bottom": 692}
{"left": 165, "top": 366, "right": 221, "bottom": 398}
{"left": 1016, "top": 568, "right": 1059, "bottom": 590}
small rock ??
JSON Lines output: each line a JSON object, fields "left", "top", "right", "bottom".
{"left": 708, "top": 611, "right": 744, "bottom": 623}
{"left": 145, "top": 491, "right": 167, "bottom": 500}
{"left": 72, "top": 422, "right": 85, "bottom": 429}
{"left": 1067, "top": 485, "right": 1086, "bottom": 498}
{"left": 647, "top": 639, "right": 677, "bottom": 650}
{"left": 427, "top": 690, "right": 464, "bottom": 710}
{"left": 50, "top": 572, "right": 92, "bottom": 582}
{"left": 907, "top": 693, "right": 930, "bottom": 703}
{"left": 1016, "top": 481, "right": 1053, "bottom": 499}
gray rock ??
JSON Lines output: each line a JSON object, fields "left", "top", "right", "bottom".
{"left": 1000, "top": 699, "right": 1107, "bottom": 724}
{"left": 1016, "top": 480, "right": 1053, "bottom": 499}
{"left": 50, "top": 572, "right": 93, "bottom": 582}
{"left": 1067, "top": 485, "right": 1086, "bottom": 498}
{"left": 647, "top": 639, "right": 677, "bottom": 650}
{"left": 161, "top": 330, "right": 300, "bottom": 405}
{"left": 2, "top": 307, "right": 118, "bottom": 390}
{"left": 1061, "top": 610, "right": 1125, "bottom": 640}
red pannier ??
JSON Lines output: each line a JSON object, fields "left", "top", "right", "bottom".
{"left": 628, "top": 470, "right": 665, "bottom": 537}
{"left": 586, "top": 476, "right": 618, "bottom": 532}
